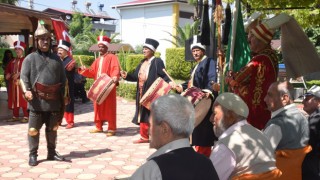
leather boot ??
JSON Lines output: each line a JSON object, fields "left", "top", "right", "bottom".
{"left": 29, "top": 155, "right": 38, "bottom": 166}
{"left": 45, "top": 130, "right": 65, "bottom": 161}
{"left": 47, "top": 151, "right": 65, "bottom": 161}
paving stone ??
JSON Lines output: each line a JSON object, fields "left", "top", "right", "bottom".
{"left": 0, "top": 97, "right": 150, "bottom": 179}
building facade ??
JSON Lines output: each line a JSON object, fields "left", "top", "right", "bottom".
{"left": 113, "top": 0, "right": 194, "bottom": 61}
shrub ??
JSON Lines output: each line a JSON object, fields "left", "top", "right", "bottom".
{"left": 125, "top": 54, "right": 144, "bottom": 74}
{"left": 166, "top": 48, "right": 194, "bottom": 80}
{"left": 73, "top": 55, "right": 95, "bottom": 67}
{"left": 116, "top": 81, "right": 136, "bottom": 100}
{"left": 124, "top": 52, "right": 161, "bottom": 73}
{"left": 85, "top": 78, "right": 94, "bottom": 90}
{"left": 0, "top": 75, "right": 4, "bottom": 87}
{"left": 306, "top": 80, "right": 320, "bottom": 88}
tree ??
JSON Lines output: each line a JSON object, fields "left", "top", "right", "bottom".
{"left": 0, "top": 0, "right": 19, "bottom": 5}
{"left": 188, "top": 0, "right": 199, "bottom": 20}
{"left": 222, "top": 0, "right": 320, "bottom": 28}
{"left": 162, "top": 20, "right": 200, "bottom": 47}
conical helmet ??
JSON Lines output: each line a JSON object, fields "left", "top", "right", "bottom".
{"left": 34, "top": 20, "right": 50, "bottom": 37}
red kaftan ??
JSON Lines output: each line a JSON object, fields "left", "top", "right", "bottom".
{"left": 79, "top": 54, "right": 120, "bottom": 131}
{"left": 5, "top": 57, "right": 27, "bottom": 110}
{"left": 233, "top": 49, "right": 278, "bottom": 130}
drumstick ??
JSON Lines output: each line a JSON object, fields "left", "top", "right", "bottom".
{"left": 162, "top": 68, "right": 176, "bottom": 84}
{"left": 79, "top": 56, "right": 84, "bottom": 67}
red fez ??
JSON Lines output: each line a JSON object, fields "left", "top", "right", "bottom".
{"left": 97, "top": 35, "right": 111, "bottom": 47}
{"left": 14, "top": 41, "right": 26, "bottom": 51}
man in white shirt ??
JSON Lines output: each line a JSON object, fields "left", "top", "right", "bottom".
{"left": 209, "top": 92, "right": 281, "bottom": 180}
{"left": 263, "top": 81, "right": 310, "bottom": 180}
{"left": 130, "top": 94, "right": 219, "bottom": 180}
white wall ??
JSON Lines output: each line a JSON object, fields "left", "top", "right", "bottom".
{"left": 119, "top": 3, "right": 193, "bottom": 62}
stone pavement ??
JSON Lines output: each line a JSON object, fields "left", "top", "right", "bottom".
{"left": 0, "top": 97, "right": 155, "bottom": 180}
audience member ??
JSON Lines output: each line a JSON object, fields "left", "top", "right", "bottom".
{"left": 264, "top": 81, "right": 310, "bottom": 180}
{"left": 302, "top": 85, "right": 320, "bottom": 180}
{"left": 210, "top": 92, "right": 281, "bottom": 180}
{"left": 131, "top": 94, "right": 219, "bottom": 180}
{"left": 2, "top": 49, "right": 14, "bottom": 96}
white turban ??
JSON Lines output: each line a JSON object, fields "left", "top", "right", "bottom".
{"left": 215, "top": 92, "right": 249, "bottom": 118}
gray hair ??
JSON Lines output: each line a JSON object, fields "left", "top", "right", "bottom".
{"left": 276, "top": 81, "right": 294, "bottom": 100}
{"left": 150, "top": 94, "right": 195, "bottom": 137}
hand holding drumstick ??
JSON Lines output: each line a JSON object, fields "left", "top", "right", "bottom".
{"left": 78, "top": 57, "right": 86, "bottom": 71}
{"left": 120, "top": 70, "right": 127, "bottom": 79}
{"left": 162, "top": 69, "right": 179, "bottom": 90}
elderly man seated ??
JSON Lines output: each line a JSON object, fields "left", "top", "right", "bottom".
{"left": 264, "top": 81, "right": 310, "bottom": 180}
{"left": 209, "top": 92, "right": 281, "bottom": 180}
{"left": 130, "top": 94, "right": 219, "bottom": 180}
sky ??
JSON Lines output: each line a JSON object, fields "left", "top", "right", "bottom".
{"left": 18, "top": 0, "right": 132, "bottom": 20}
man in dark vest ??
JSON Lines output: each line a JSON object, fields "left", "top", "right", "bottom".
{"left": 57, "top": 40, "right": 75, "bottom": 129}
{"left": 175, "top": 35, "right": 218, "bottom": 157}
{"left": 20, "top": 20, "right": 66, "bottom": 166}
{"left": 130, "top": 94, "right": 219, "bottom": 180}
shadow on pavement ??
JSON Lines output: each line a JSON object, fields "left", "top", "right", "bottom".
{"left": 64, "top": 148, "right": 112, "bottom": 160}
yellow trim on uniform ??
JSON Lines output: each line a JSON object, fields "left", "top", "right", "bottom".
{"left": 172, "top": 3, "right": 179, "bottom": 47}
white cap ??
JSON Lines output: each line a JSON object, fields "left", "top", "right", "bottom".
{"left": 305, "top": 85, "right": 320, "bottom": 98}
{"left": 215, "top": 92, "right": 249, "bottom": 118}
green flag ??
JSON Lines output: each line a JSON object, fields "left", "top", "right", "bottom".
{"left": 221, "top": 0, "right": 251, "bottom": 92}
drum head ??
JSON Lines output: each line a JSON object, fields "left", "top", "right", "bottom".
{"left": 194, "top": 98, "right": 212, "bottom": 127}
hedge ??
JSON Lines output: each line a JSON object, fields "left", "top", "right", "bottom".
{"left": 73, "top": 55, "right": 95, "bottom": 67}
{"left": 124, "top": 52, "right": 161, "bottom": 74}
{"left": 165, "top": 48, "right": 194, "bottom": 80}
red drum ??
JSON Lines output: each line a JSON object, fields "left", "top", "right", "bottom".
{"left": 140, "top": 77, "right": 171, "bottom": 110}
{"left": 181, "top": 87, "right": 212, "bottom": 127}
{"left": 87, "top": 74, "right": 115, "bottom": 105}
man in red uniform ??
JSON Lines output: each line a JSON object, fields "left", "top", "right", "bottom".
{"left": 5, "top": 41, "right": 29, "bottom": 123}
{"left": 79, "top": 35, "right": 120, "bottom": 137}
{"left": 226, "top": 19, "right": 278, "bottom": 130}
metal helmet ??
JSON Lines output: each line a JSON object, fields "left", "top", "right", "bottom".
{"left": 34, "top": 20, "right": 50, "bottom": 37}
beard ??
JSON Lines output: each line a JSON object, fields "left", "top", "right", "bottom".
{"left": 213, "top": 116, "right": 228, "bottom": 138}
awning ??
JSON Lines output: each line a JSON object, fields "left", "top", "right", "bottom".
{"left": 89, "top": 43, "right": 135, "bottom": 53}
{"left": 0, "top": 3, "right": 59, "bottom": 35}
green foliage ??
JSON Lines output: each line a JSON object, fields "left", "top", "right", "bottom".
{"left": 69, "top": 13, "right": 84, "bottom": 37}
{"left": 0, "top": 75, "right": 3, "bottom": 87}
{"left": 0, "top": 0, "right": 18, "bottom": 4}
{"left": 304, "top": 27, "right": 320, "bottom": 54}
{"left": 110, "top": 33, "right": 122, "bottom": 44}
{"left": 0, "top": 40, "right": 10, "bottom": 48}
{"left": 306, "top": 80, "right": 320, "bottom": 89}
{"left": 162, "top": 21, "right": 200, "bottom": 47}
{"left": 73, "top": 55, "right": 95, "bottom": 67}
{"left": 124, "top": 53, "right": 161, "bottom": 74}
{"left": 166, "top": 48, "right": 194, "bottom": 80}
{"left": 118, "top": 50, "right": 130, "bottom": 71}
{"left": 134, "top": 44, "right": 144, "bottom": 54}
{"left": 221, "top": 0, "right": 320, "bottom": 28}
{"left": 85, "top": 78, "right": 94, "bottom": 90}
{"left": 125, "top": 54, "right": 144, "bottom": 74}
{"left": 116, "top": 82, "right": 137, "bottom": 100}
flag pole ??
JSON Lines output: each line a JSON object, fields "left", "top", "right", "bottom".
{"left": 229, "top": 0, "right": 240, "bottom": 72}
